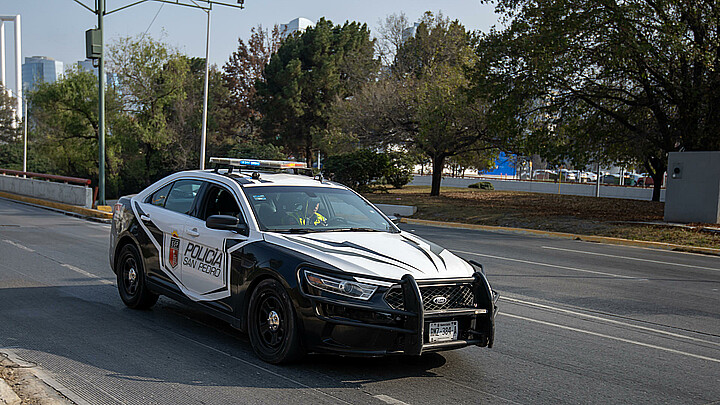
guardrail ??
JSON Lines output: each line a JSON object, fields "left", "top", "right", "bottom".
{"left": 0, "top": 169, "right": 94, "bottom": 208}
{"left": 0, "top": 169, "right": 92, "bottom": 186}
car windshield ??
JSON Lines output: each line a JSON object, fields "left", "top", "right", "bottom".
{"left": 243, "top": 186, "right": 396, "bottom": 233}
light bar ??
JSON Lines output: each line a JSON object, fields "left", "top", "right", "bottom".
{"left": 209, "top": 157, "right": 307, "bottom": 170}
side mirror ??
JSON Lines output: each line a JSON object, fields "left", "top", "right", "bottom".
{"left": 388, "top": 215, "right": 401, "bottom": 225}
{"left": 206, "top": 215, "right": 248, "bottom": 235}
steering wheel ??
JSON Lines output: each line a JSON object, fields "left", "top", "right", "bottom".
{"left": 327, "top": 217, "right": 348, "bottom": 226}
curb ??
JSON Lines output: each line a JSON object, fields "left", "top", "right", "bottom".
{"left": 0, "top": 191, "right": 112, "bottom": 222}
{"left": 0, "top": 378, "right": 21, "bottom": 405}
{"left": 399, "top": 218, "right": 720, "bottom": 256}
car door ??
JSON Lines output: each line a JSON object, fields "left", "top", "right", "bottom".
{"left": 138, "top": 178, "right": 204, "bottom": 289}
{"left": 180, "top": 182, "right": 248, "bottom": 301}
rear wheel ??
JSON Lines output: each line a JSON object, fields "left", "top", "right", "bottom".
{"left": 248, "top": 279, "right": 304, "bottom": 364}
{"left": 116, "top": 244, "right": 158, "bottom": 309}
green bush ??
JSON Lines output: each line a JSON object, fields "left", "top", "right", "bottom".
{"left": 468, "top": 181, "right": 494, "bottom": 190}
{"left": 322, "top": 150, "right": 414, "bottom": 192}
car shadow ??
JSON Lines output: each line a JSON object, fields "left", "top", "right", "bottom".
{"left": 0, "top": 284, "right": 454, "bottom": 400}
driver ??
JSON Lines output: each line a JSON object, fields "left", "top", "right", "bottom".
{"left": 291, "top": 199, "right": 327, "bottom": 226}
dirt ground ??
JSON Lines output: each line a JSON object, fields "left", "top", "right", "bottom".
{"left": 364, "top": 186, "right": 720, "bottom": 249}
{"left": 0, "top": 353, "right": 71, "bottom": 405}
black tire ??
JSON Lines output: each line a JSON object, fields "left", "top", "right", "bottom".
{"left": 116, "top": 244, "right": 159, "bottom": 309}
{"left": 248, "top": 279, "right": 304, "bottom": 364}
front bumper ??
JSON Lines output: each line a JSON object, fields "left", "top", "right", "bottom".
{"left": 297, "top": 268, "right": 499, "bottom": 356}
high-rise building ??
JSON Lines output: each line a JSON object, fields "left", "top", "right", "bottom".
{"left": 22, "top": 56, "right": 63, "bottom": 91}
{"left": 77, "top": 59, "right": 118, "bottom": 87}
{"left": 280, "top": 17, "right": 314, "bottom": 37}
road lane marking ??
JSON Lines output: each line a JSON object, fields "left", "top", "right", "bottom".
{"left": 452, "top": 250, "right": 638, "bottom": 279}
{"left": 501, "top": 313, "right": 720, "bottom": 364}
{"left": 60, "top": 264, "right": 115, "bottom": 286}
{"left": 374, "top": 395, "right": 410, "bottom": 405}
{"left": 2, "top": 239, "right": 35, "bottom": 252}
{"left": 542, "top": 246, "right": 720, "bottom": 272}
{"left": 502, "top": 296, "right": 720, "bottom": 347}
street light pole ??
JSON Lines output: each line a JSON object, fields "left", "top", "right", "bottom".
{"left": 23, "top": 95, "right": 27, "bottom": 173}
{"left": 97, "top": 0, "right": 106, "bottom": 206}
{"left": 199, "top": 4, "right": 211, "bottom": 170}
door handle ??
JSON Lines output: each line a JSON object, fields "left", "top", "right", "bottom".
{"left": 186, "top": 228, "right": 200, "bottom": 237}
{"left": 140, "top": 214, "right": 151, "bottom": 221}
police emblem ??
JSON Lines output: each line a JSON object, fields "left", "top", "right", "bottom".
{"left": 169, "top": 231, "right": 180, "bottom": 268}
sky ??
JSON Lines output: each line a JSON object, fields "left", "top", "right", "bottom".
{"left": 1, "top": 0, "right": 501, "bottom": 95}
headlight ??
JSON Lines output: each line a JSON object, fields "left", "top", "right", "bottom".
{"left": 304, "top": 271, "right": 378, "bottom": 300}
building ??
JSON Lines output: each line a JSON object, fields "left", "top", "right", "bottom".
{"left": 76, "top": 59, "right": 117, "bottom": 87}
{"left": 280, "top": 17, "right": 313, "bottom": 37}
{"left": 22, "top": 56, "right": 62, "bottom": 91}
{"left": 402, "top": 22, "right": 421, "bottom": 42}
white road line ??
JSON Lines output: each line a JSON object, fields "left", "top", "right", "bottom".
{"left": 2, "top": 239, "right": 35, "bottom": 252}
{"left": 501, "top": 313, "right": 720, "bottom": 364}
{"left": 501, "top": 296, "right": 720, "bottom": 347}
{"left": 452, "top": 250, "right": 638, "bottom": 279}
{"left": 542, "top": 246, "right": 720, "bottom": 272}
{"left": 60, "top": 264, "right": 115, "bottom": 286}
{"left": 374, "top": 394, "right": 410, "bottom": 405}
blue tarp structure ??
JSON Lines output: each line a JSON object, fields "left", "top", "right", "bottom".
{"left": 479, "top": 152, "right": 516, "bottom": 176}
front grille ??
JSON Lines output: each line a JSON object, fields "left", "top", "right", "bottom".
{"left": 384, "top": 284, "right": 475, "bottom": 312}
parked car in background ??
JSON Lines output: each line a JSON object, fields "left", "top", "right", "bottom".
{"left": 532, "top": 169, "right": 557, "bottom": 181}
{"left": 637, "top": 174, "right": 654, "bottom": 187}
{"left": 600, "top": 173, "right": 621, "bottom": 185}
{"left": 558, "top": 169, "right": 577, "bottom": 182}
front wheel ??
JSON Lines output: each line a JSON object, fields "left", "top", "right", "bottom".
{"left": 116, "top": 244, "right": 159, "bottom": 309}
{"left": 248, "top": 279, "right": 304, "bottom": 364}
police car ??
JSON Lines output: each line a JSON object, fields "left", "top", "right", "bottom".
{"left": 110, "top": 158, "right": 498, "bottom": 363}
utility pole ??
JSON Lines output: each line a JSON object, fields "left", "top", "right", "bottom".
{"left": 98, "top": 0, "right": 106, "bottom": 205}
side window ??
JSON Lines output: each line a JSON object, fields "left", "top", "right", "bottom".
{"left": 164, "top": 179, "right": 204, "bottom": 215}
{"left": 147, "top": 183, "right": 173, "bottom": 207}
{"left": 199, "top": 185, "right": 242, "bottom": 221}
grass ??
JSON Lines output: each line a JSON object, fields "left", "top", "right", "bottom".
{"left": 363, "top": 186, "right": 720, "bottom": 249}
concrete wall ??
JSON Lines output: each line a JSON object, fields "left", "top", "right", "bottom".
{"left": 664, "top": 152, "right": 720, "bottom": 224}
{"left": 410, "top": 175, "right": 665, "bottom": 202}
{"left": 0, "top": 175, "right": 92, "bottom": 208}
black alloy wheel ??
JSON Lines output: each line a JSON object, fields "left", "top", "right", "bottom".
{"left": 116, "top": 244, "right": 159, "bottom": 309}
{"left": 248, "top": 279, "right": 304, "bottom": 364}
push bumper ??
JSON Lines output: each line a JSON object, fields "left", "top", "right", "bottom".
{"left": 298, "top": 268, "right": 498, "bottom": 355}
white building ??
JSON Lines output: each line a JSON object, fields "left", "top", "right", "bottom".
{"left": 280, "top": 17, "right": 314, "bottom": 37}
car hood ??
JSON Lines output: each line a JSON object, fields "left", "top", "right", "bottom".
{"left": 263, "top": 230, "right": 474, "bottom": 282}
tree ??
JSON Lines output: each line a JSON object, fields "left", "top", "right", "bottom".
{"left": 29, "top": 67, "right": 123, "bottom": 185}
{"left": 0, "top": 84, "right": 21, "bottom": 169}
{"left": 474, "top": 0, "right": 720, "bottom": 201}
{"left": 108, "top": 35, "right": 190, "bottom": 191}
{"left": 375, "top": 12, "right": 411, "bottom": 66}
{"left": 256, "top": 18, "right": 379, "bottom": 165}
{"left": 223, "top": 25, "right": 284, "bottom": 126}
{"left": 336, "top": 12, "right": 503, "bottom": 196}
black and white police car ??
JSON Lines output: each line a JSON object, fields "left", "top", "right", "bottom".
{"left": 110, "top": 158, "right": 498, "bottom": 363}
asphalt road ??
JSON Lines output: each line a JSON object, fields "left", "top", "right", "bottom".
{"left": 0, "top": 197, "right": 718, "bottom": 405}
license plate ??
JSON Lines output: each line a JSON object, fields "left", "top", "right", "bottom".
{"left": 428, "top": 321, "right": 458, "bottom": 343}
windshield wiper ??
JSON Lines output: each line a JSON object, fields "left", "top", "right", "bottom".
{"left": 279, "top": 228, "right": 319, "bottom": 234}
{"left": 324, "top": 227, "right": 384, "bottom": 232}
